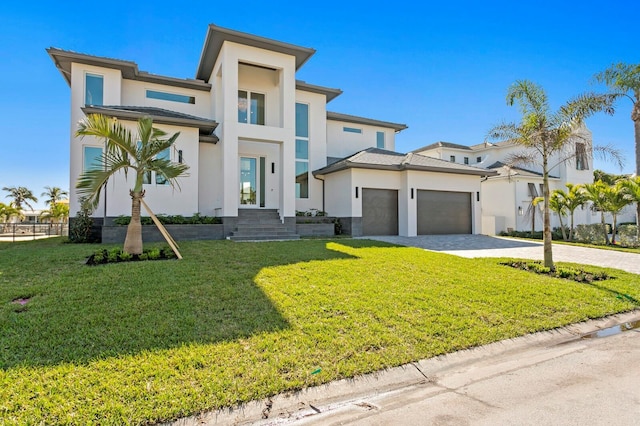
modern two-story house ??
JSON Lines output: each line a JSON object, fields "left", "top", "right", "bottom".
{"left": 48, "top": 24, "right": 495, "bottom": 240}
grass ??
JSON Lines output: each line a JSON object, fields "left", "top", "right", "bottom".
{"left": 553, "top": 240, "right": 640, "bottom": 253}
{"left": 1, "top": 238, "right": 639, "bottom": 424}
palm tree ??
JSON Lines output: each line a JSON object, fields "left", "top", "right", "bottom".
{"left": 488, "top": 80, "right": 617, "bottom": 270}
{"left": 619, "top": 176, "right": 640, "bottom": 239}
{"left": 0, "top": 202, "right": 22, "bottom": 231}
{"left": 2, "top": 186, "right": 38, "bottom": 210}
{"left": 534, "top": 190, "right": 569, "bottom": 241}
{"left": 559, "top": 183, "right": 587, "bottom": 241}
{"left": 582, "top": 181, "right": 611, "bottom": 245}
{"left": 41, "top": 186, "right": 68, "bottom": 207}
{"left": 40, "top": 202, "right": 70, "bottom": 235}
{"left": 602, "top": 181, "right": 630, "bottom": 244}
{"left": 594, "top": 64, "right": 640, "bottom": 227}
{"left": 75, "top": 114, "right": 189, "bottom": 255}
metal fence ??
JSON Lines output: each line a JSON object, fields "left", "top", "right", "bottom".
{"left": 0, "top": 223, "right": 69, "bottom": 242}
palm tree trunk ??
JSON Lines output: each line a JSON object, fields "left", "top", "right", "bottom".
{"left": 123, "top": 190, "right": 144, "bottom": 255}
{"left": 569, "top": 211, "right": 575, "bottom": 242}
{"left": 634, "top": 107, "right": 640, "bottom": 240}
{"left": 612, "top": 213, "right": 618, "bottom": 245}
{"left": 558, "top": 215, "right": 567, "bottom": 241}
{"left": 542, "top": 156, "right": 554, "bottom": 270}
{"left": 600, "top": 211, "right": 610, "bottom": 245}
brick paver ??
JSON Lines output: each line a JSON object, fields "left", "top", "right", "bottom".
{"left": 365, "top": 235, "right": 640, "bottom": 274}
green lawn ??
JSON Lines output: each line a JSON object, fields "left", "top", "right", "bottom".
{"left": 1, "top": 238, "right": 638, "bottom": 424}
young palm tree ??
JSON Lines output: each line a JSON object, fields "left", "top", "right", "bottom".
{"left": 582, "top": 181, "right": 611, "bottom": 245}
{"left": 559, "top": 183, "right": 587, "bottom": 241}
{"left": 2, "top": 186, "right": 38, "bottom": 210}
{"left": 0, "top": 202, "right": 22, "bottom": 231}
{"left": 619, "top": 176, "right": 640, "bottom": 239}
{"left": 40, "top": 202, "right": 70, "bottom": 235}
{"left": 595, "top": 64, "right": 640, "bottom": 227}
{"left": 602, "top": 182, "right": 630, "bottom": 244}
{"left": 488, "top": 80, "right": 617, "bottom": 270}
{"left": 534, "top": 190, "right": 569, "bottom": 241}
{"left": 41, "top": 186, "right": 68, "bottom": 207}
{"left": 75, "top": 114, "right": 189, "bottom": 255}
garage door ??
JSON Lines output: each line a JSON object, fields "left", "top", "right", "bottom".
{"left": 417, "top": 190, "right": 472, "bottom": 234}
{"left": 362, "top": 188, "right": 398, "bottom": 236}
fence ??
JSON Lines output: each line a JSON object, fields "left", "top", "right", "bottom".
{"left": 0, "top": 223, "right": 69, "bottom": 242}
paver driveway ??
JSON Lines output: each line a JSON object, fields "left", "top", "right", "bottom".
{"left": 364, "top": 235, "right": 640, "bottom": 275}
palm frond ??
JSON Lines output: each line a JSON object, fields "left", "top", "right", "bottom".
{"left": 506, "top": 80, "right": 549, "bottom": 117}
{"left": 503, "top": 151, "right": 539, "bottom": 169}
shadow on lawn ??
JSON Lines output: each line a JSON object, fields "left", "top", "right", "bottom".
{"left": 0, "top": 239, "right": 379, "bottom": 369}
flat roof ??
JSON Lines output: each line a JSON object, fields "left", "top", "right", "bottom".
{"left": 196, "top": 24, "right": 316, "bottom": 81}
{"left": 327, "top": 111, "right": 408, "bottom": 132}
{"left": 46, "top": 48, "right": 211, "bottom": 91}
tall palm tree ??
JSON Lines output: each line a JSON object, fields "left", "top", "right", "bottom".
{"left": 75, "top": 114, "right": 189, "bottom": 255}
{"left": 2, "top": 186, "right": 38, "bottom": 210}
{"left": 488, "top": 80, "right": 617, "bottom": 270}
{"left": 595, "top": 64, "right": 640, "bottom": 226}
{"left": 41, "top": 186, "right": 68, "bottom": 207}
{"left": 582, "top": 181, "right": 611, "bottom": 245}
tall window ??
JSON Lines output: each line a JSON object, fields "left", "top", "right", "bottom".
{"left": 575, "top": 142, "right": 589, "bottom": 170}
{"left": 376, "top": 131, "right": 385, "bottom": 149}
{"left": 238, "top": 90, "right": 265, "bottom": 125}
{"left": 85, "top": 73, "right": 103, "bottom": 106}
{"left": 83, "top": 146, "right": 102, "bottom": 171}
{"left": 138, "top": 142, "right": 170, "bottom": 185}
{"left": 295, "top": 103, "right": 309, "bottom": 199}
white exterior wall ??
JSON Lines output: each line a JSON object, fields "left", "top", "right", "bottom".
{"left": 295, "top": 90, "right": 327, "bottom": 213}
{"left": 326, "top": 121, "right": 396, "bottom": 158}
{"left": 323, "top": 170, "right": 353, "bottom": 218}
{"left": 69, "top": 63, "right": 122, "bottom": 216}
{"left": 120, "top": 80, "right": 211, "bottom": 118}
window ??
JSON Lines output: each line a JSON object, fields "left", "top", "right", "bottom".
{"left": 476, "top": 156, "right": 482, "bottom": 163}
{"left": 83, "top": 146, "right": 102, "bottom": 171}
{"left": 238, "top": 90, "right": 265, "bottom": 125}
{"left": 576, "top": 142, "right": 589, "bottom": 170}
{"left": 85, "top": 73, "right": 103, "bottom": 106}
{"left": 146, "top": 90, "right": 195, "bottom": 104}
{"left": 155, "top": 149, "right": 170, "bottom": 185}
{"left": 343, "top": 127, "right": 362, "bottom": 134}
{"left": 376, "top": 131, "right": 385, "bottom": 149}
{"left": 464, "top": 157, "right": 469, "bottom": 165}
{"left": 296, "top": 103, "right": 309, "bottom": 198}
{"left": 528, "top": 183, "right": 539, "bottom": 198}
{"left": 450, "top": 155, "right": 456, "bottom": 162}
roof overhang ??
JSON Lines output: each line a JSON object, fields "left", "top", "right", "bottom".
{"left": 327, "top": 111, "right": 408, "bottom": 132}
{"left": 314, "top": 161, "right": 497, "bottom": 177}
{"left": 296, "top": 80, "right": 342, "bottom": 103}
{"left": 81, "top": 106, "right": 219, "bottom": 144}
{"left": 196, "top": 24, "right": 316, "bottom": 81}
{"left": 47, "top": 48, "right": 211, "bottom": 91}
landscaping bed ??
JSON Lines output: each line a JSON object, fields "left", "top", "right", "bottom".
{"left": 1, "top": 238, "right": 638, "bottom": 424}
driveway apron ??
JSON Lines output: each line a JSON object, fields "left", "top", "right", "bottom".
{"left": 363, "top": 235, "right": 640, "bottom": 275}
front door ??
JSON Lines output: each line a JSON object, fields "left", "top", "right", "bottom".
{"left": 240, "top": 157, "right": 258, "bottom": 207}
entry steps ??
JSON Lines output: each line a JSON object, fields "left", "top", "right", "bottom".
{"left": 229, "top": 209, "right": 300, "bottom": 241}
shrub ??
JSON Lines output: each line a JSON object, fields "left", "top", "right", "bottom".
{"left": 500, "top": 260, "right": 610, "bottom": 283}
{"left": 574, "top": 224, "right": 607, "bottom": 245}
{"left": 69, "top": 204, "right": 100, "bottom": 243}
{"left": 618, "top": 225, "right": 639, "bottom": 247}
{"left": 111, "top": 214, "right": 221, "bottom": 226}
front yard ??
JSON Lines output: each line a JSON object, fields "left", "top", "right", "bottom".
{"left": 1, "top": 238, "right": 638, "bottom": 424}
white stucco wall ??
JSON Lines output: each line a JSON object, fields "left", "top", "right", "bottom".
{"left": 120, "top": 80, "right": 211, "bottom": 118}
{"left": 326, "top": 120, "right": 396, "bottom": 159}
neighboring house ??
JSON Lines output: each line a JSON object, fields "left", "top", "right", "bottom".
{"left": 413, "top": 128, "right": 634, "bottom": 233}
{"left": 49, "top": 24, "right": 495, "bottom": 239}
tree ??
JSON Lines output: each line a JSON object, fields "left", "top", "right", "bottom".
{"left": 41, "top": 186, "right": 68, "bottom": 207}
{"left": 594, "top": 64, "right": 640, "bottom": 228}
{"left": 619, "top": 176, "right": 640, "bottom": 239}
{"left": 0, "top": 202, "right": 22, "bottom": 231}
{"left": 602, "top": 182, "right": 630, "bottom": 244}
{"left": 534, "top": 190, "right": 568, "bottom": 240}
{"left": 488, "top": 80, "right": 617, "bottom": 270}
{"left": 582, "top": 181, "right": 611, "bottom": 245}
{"left": 2, "top": 186, "right": 38, "bottom": 210}
{"left": 75, "top": 114, "right": 189, "bottom": 255}
{"left": 40, "top": 201, "right": 70, "bottom": 223}
{"left": 559, "top": 183, "right": 587, "bottom": 241}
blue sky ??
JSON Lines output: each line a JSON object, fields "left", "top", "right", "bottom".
{"left": 1, "top": 0, "right": 638, "bottom": 208}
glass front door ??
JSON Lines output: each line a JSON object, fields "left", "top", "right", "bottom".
{"left": 240, "top": 157, "right": 257, "bottom": 206}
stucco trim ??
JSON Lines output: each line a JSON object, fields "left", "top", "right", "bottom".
{"left": 296, "top": 80, "right": 342, "bottom": 102}
{"left": 326, "top": 111, "right": 408, "bottom": 132}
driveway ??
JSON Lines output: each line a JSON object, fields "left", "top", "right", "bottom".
{"left": 363, "top": 235, "right": 640, "bottom": 275}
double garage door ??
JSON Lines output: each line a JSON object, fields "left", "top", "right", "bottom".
{"left": 361, "top": 188, "right": 472, "bottom": 236}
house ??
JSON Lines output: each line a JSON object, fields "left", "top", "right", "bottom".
{"left": 48, "top": 24, "right": 495, "bottom": 240}
{"left": 413, "top": 128, "right": 634, "bottom": 233}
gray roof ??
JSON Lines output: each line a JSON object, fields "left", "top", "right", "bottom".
{"left": 411, "top": 141, "right": 472, "bottom": 152}
{"left": 81, "top": 106, "right": 219, "bottom": 143}
{"left": 469, "top": 140, "right": 514, "bottom": 150}
{"left": 46, "top": 48, "right": 211, "bottom": 91}
{"left": 296, "top": 80, "right": 342, "bottom": 102}
{"left": 326, "top": 111, "right": 408, "bottom": 132}
{"left": 487, "top": 162, "right": 559, "bottom": 179}
{"left": 314, "top": 148, "right": 497, "bottom": 177}
{"left": 196, "top": 24, "right": 316, "bottom": 81}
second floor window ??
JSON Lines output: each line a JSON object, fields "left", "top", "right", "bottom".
{"left": 576, "top": 142, "right": 589, "bottom": 170}
{"left": 238, "top": 90, "right": 265, "bottom": 125}
{"left": 85, "top": 73, "right": 103, "bottom": 106}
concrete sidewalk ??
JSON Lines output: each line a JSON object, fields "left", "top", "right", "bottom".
{"left": 172, "top": 311, "right": 640, "bottom": 426}
{"left": 365, "top": 235, "right": 640, "bottom": 275}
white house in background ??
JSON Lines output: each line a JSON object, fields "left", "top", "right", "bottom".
{"left": 48, "top": 24, "right": 497, "bottom": 239}
{"left": 413, "top": 128, "right": 634, "bottom": 234}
